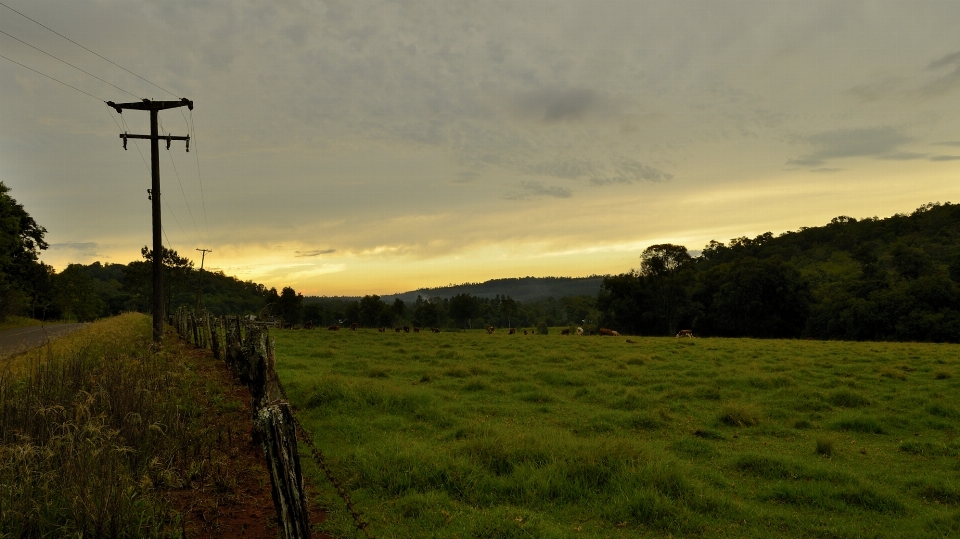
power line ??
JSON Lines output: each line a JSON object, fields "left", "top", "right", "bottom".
{"left": 0, "top": 53, "right": 104, "bottom": 101}
{"left": 0, "top": 30, "right": 141, "bottom": 99}
{"left": 0, "top": 1, "right": 180, "bottom": 98}
{"left": 159, "top": 118, "right": 204, "bottom": 245}
{"left": 188, "top": 110, "right": 211, "bottom": 240}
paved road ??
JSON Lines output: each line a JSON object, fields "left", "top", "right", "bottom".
{"left": 0, "top": 323, "right": 87, "bottom": 358}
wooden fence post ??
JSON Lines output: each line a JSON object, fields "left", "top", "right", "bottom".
{"left": 256, "top": 403, "right": 311, "bottom": 538}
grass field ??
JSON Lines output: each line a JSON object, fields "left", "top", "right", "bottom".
{"left": 274, "top": 329, "right": 960, "bottom": 538}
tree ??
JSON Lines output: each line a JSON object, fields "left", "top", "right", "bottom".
{"left": 449, "top": 293, "right": 479, "bottom": 328}
{"left": 302, "top": 303, "right": 323, "bottom": 326}
{"left": 392, "top": 298, "right": 406, "bottom": 321}
{"left": 54, "top": 264, "right": 105, "bottom": 322}
{"left": 499, "top": 296, "right": 518, "bottom": 327}
{"left": 278, "top": 286, "right": 304, "bottom": 324}
{"left": 359, "top": 295, "right": 388, "bottom": 327}
{"left": 122, "top": 246, "right": 194, "bottom": 316}
{"left": 694, "top": 257, "right": 811, "bottom": 338}
{"left": 639, "top": 244, "right": 693, "bottom": 334}
{"left": 412, "top": 296, "right": 439, "bottom": 328}
{"left": 0, "top": 181, "right": 49, "bottom": 319}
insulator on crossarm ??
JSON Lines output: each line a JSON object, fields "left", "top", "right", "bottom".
{"left": 122, "top": 133, "right": 128, "bottom": 150}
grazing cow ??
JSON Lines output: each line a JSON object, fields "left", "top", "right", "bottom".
{"left": 432, "top": 327, "right": 441, "bottom": 333}
{"left": 523, "top": 330, "right": 528, "bottom": 335}
{"left": 599, "top": 328, "right": 620, "bottom": 337}
{"left": 676, "top": 330, "right": 694, "bottom": 338}
{"left": 509, "top": 328, "right": 516, "bottom": 335}
{"left": 303, "top": 321, "right": 314, "bottom": 329}
{"left": 395, "top": 327, "right": 402, "bottom": 333}
{"left": 378, "top": 327, "right": 386, "bottom": 332}
{"left": 486, "top": 326, "right": 495, "bottom": 334}
{"left": 626, "top": 339, "right": 636, "bottom": 344}
{"left": 403, "top": 325, "right": 411, "bottom": 333}
{"left": 561, "top": 328, "right": 570, "bottom": 335}
{"left": 576, "top": 327, "right": 584, "bottom": 336}
{"left": 350, "top": 323, "right": 358, "bottom": 331}
{"left": 327, "top": 325, "right": 339, "bottom": 331}
{"left": 414, "top": 326, "right": 421, "bottom": 333}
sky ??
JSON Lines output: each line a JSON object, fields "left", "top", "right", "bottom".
{"left": 3, "top": 0, "right": 960, "bottom": 296}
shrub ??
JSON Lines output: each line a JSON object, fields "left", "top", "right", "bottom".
{"left": 537, "top": 321, "right": 549, "bottom": 335}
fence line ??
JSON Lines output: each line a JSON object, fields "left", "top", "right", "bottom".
{"left": 172, "top": 307, "right": 374, "bottom": 539}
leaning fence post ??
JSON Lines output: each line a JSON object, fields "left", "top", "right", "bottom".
{"left": 256, "top": 403, "right": 311, "bottom": 538}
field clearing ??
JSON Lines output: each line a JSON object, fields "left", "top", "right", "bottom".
{"left": 274, "top": 329, "right": 960, "bottom": 538}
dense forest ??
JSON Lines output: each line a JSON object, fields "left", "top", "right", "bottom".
{"left": 3, "top": 179, "right": 959, "bottom": 342}
{"left": 598, "top": 202, "right": 960, "bottom": 342}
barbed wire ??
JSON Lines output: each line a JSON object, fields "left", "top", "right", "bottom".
{"left": 277, "top": 379, "right": 375, "bottom": 539}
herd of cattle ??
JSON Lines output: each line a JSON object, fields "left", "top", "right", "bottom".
{"left": 293, "top": 323, "right": 696, "bottom": 338}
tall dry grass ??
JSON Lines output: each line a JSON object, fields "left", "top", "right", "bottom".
{"left": 0, "top": 313, "right": 239, "bottom": 538}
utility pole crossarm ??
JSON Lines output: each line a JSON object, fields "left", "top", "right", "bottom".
{"left": 106, "top": 98, "right": 193, "bottom": 113}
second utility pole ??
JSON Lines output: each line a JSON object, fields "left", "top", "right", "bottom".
{"left": 109, "top": 98, "right": 194, "bottom": 344}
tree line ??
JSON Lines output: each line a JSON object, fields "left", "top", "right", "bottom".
{"left": 4, "top": 180, "right": 959, "bottom": 342}
{"left": 598, "top": 203, "right": 960, "bottom": 342}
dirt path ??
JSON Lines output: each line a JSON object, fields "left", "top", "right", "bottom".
{"left": 0, "top": 323, "right": 86, "bottom": 358}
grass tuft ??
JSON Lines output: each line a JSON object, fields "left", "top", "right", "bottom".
{"left": 718, "top": 402, "right": 761, "bottom": 427}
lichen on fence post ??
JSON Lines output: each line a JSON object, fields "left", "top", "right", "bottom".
{"left": 256, "top": 403, "right": 311, "bottom": 538}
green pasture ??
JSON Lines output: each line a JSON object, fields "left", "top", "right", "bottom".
{"left": 274, "top": 329, "right": 960, "bottom": 538}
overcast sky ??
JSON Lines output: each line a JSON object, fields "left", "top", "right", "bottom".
{"left": 3, "top": 0, "right": 960, "bottom": 295}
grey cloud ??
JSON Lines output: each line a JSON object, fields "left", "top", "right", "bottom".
{"left": 294, "top": 248, "right": 336, "bottom": 257}
{"left": 879, "top": 152, "right": 927, "bottom": 161}
{"left": 810, "top": 168, "right": 842, "bottom": 173}
{"left": 787, "top": 127, "right": 911, "bottom": 167}
{"left": 930, "top": 155, "right": 960, "bottom": 161}
{"left": 503, "top": 181, "right": 572, "bottom": 200}
{"left": 933, "top": 141, "right": 960, "bottom": 147}
{"left": 49, "top": 242, "right": 98, "bottom": 252}
{"left": 530, "top": 157, "right": 672, "bottom": 185}
{"left": 512, "top": 88, "right": 600, "bottom": 124}
{"left": 452, "top": 171, "right": 480, "bottom": 184}
{"left": 921, "top": 51, "right": 960, "bottom": 97}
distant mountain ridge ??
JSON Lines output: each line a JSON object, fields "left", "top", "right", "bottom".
{"left": 306, "top": 276, "right": 607, "bottom": 304}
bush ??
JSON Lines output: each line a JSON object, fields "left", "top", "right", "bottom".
{"left": 537, "top": 321, "right": 549, "bottom": 335}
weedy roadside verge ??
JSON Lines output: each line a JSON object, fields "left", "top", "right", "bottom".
{"left": 0, "top": 313, "right": 262, "bottom": 538}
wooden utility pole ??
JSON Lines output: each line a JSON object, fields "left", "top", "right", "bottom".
{"left": 108, "top": 98, "right": 193, "bottom": 344}
{"left": 196, "top": 248, "right": 212, "bottom": 311}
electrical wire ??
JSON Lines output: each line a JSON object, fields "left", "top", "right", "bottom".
{"left": 0, "top": 52, "right": 105, "bottom": 101}
{"left": 0, "top": 1, "right": 180, "bottom": 98}
{"left": 0, "top": 30, "right": 141, "bottom": 99}
{"left": 159, "top": 118, "right": 204, "bottom": 246}
{"left": 188, "top": 109, "right": 211, "bottom": 240}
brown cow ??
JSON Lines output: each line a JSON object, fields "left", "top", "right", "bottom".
{"left": 378, "top": 327, "right": 386, "bottom": 332}
{"left": 414, "top": 326, "right": 421, "bottom": 333}
{"left": 432, "top": 327, "right": 441, "bottom": 333}
{"left": 523, "top": 330, "right": 528, "bottom": 335}
{"left": 676, "top": 329, "right": 694, "bottom": 338}
{"left": 560, "top": 328, "right": 570, "bottom": 335}
{"left": 304, "top": 321, "right": 314, "bottom": 329}
{"left": 350, "top": 323, "right": 358, "bottom": 331}
{"left": 395, "top": 327, "right": 402, "bottom": 333}
{"left": 509, "top": 328, "right": 516, "bottom": 335}
{"left": 327, "top": 325, "right": 339, "bottom": 331}
{"left": 599, "top": 328, "right": 620, "bottom": 337}
{"left": 403, "top": 325, "right": 411, "bottom": 333}
{"left": 486, "top": 326, "right": 495, "bottom": 334}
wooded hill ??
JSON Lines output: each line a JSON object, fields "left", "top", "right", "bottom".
{"left": 598, "top": 202, "right": 960, "bottom": 342}
{"left": 371, "top": 276, "right": 605, "bottom": 304}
